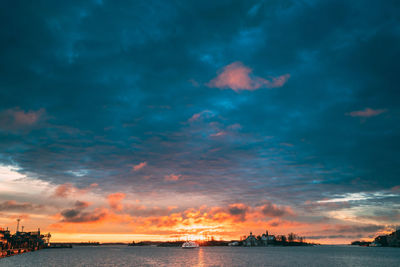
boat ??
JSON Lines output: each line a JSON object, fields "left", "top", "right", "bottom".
{"left": 182, "top": 241, "right": 199, "bottom": 249}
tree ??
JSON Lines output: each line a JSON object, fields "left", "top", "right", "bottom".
{"left": 277, "top": 235, "right": 287, "bottom": 243}
{"left": 288, "top": 233, "right": 296, "bottom": 242}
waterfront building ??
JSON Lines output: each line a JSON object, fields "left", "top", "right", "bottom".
{"left": 0, "top": 230, "right": 7, "bottom": 250}
{"left": 1, "top": 227, "right": 50, "bottom": 257}
{"left": 243, "top": 232, "right": 258, "bottom": 246}
{"left": 243, "top": 230, "right": 276, "bottom": 246}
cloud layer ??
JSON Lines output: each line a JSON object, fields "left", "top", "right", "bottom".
{"left": 0, "top": 0, "right": 399, "bottom": 244}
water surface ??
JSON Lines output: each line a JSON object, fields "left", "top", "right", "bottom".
{"left": 1, "top": 245, "right": 399, "bottom": 267}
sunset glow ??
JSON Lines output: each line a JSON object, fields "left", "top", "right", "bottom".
{"left": 1, "top": 162, "right": 397, "bottom": 244}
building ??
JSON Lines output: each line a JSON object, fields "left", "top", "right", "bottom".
{"left": 261, "top": 230, "right": 276, "bottom": 245}
{"left": 243, "top": 232, "right": 258, "bottom": 246}
{"left": 1, "top": 228, "right": 11, "bottom": 257}
{"left": 243, "top": 230, "right": 276, "bottom": 246}
{"left": 1, "top": 227, "right": 50, "bottom": 257}
{"left": 0, "top": 230, "right": 6, "bottom": 249}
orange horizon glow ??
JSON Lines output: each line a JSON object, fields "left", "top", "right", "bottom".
{"left": 45, "top": 232, "right": 374, "bottom": 245}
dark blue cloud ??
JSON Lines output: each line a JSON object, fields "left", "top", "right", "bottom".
{"left": 0, "top": 0, "right": 399, "bottom": 221}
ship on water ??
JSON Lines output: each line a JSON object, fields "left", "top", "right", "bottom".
{"left": 182, "top": 241, "right": 199, "bottom": 249}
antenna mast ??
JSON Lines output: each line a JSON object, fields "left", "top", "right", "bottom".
{"left": 16, "top": 218, "right": 21, "bottom": 232}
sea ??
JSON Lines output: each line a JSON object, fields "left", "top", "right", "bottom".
{"left": 0, "top": 245, "right": 399, "bottom": 267}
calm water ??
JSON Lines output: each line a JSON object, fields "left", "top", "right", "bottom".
{"left": 1, "top": 245, "right": 399, "bottom": 267}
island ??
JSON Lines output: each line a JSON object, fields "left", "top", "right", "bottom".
{"left": 351, "top": 229, "right": 400, "bottom": 247}
{"left": 128, "top": 230, "right": 312, "bottom": 247}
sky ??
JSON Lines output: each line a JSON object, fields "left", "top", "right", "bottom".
{"left": 0, "top": 0, "right": 399, "bottom": 244}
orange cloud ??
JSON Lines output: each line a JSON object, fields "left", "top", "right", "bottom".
{"left": 45, "top": 205, "right": 370, "bottom": 245}
{"left": 207, "top": 62, "right": 290, "bottom": 91}
{"left": 107, "top": 193, "right": 126, "bottom": 211}
{"left": 132, "top": 161, "right": 147, "bottom": 171}
{"left": 21, "top": 195, "right": 383, "bottom": 245}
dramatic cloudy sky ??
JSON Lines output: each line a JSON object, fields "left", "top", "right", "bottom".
{"left": 0, "top": 0, "right": 399, "bottom": 244}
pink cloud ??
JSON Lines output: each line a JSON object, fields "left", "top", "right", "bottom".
{"left": 54, "top": 183, "right": 74, "bottom": 198}
{"left": 0, "top": 107, "right": 45, "bottom": 130}
{"left": 207, "top": 62, "right": 290, "bottom": 92}
{"left": 14, "top": 110, "right": 41, "bottom": 125}
{"left": 107, "top": 193, "right": 126, "bottom": 211}
{"left": 347, "top": 108, "right": 387, "bottom": 118}
{"left": 164, "top": 174, "right": 181, "bottom": 181}
{"left": 53, "top": 183, "right": 98, "bottom": 198}
{"left": 210, "top": 131, "right": 227, "bottom": 137}
{"left": 188, "top": 110, "right": 214, "bottom": 122}
{"left": 188, "top": 113, "right": 202, "bottom": 122}
{"left": 132, "top": 161, "right": 147, "bottom": 171}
